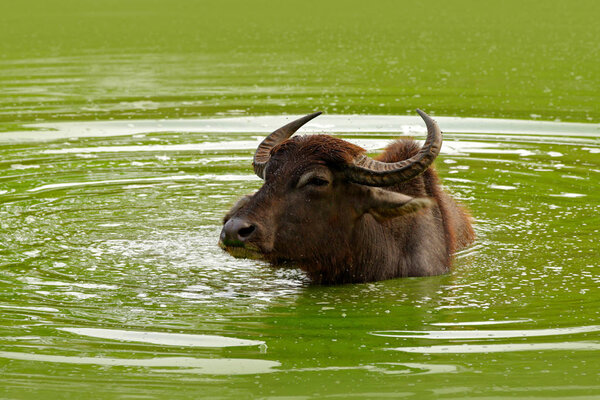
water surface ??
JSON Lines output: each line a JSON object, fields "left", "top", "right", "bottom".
{"left": 1, "top": 0, "right": 599, "bottom": 397}
{"left": 1, "top": 115, "right": 599, "bottom": 399}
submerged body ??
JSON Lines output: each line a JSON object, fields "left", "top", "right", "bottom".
{"left": 220, "top": 111, "right": 474, "bottom": 284}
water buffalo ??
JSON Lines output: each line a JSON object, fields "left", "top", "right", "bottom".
{"left": 219, "top": 110, "right": 474, "bottom": 284}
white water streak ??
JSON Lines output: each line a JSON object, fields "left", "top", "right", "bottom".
{"left": 27, "top": 174, "right": 260, "bottom": 192}
{"left": 389, "top": 342, "right": 600, "bottom": 354}
{"left": 371, "top": 325, "right": 600, "bottom": 339}
{"left": 58, "top": 327, "right": 264, "bottom": 347}
{"left": 3, "top": 114, "right": 598, "bottom": 143}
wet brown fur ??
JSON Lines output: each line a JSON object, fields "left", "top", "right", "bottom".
{"left": 223, "top": 135, "right": 474, "bottom": 284}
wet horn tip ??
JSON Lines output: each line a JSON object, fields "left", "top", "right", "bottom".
{"left": 415, "top": 108, "right": 428, "bottom": 119}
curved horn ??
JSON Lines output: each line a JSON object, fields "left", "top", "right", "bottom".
{"left": 345, "top": 109, "right": 442, "bottom": 186}
{"left": 253, "top": 112, "right": 322, "bottom": 178}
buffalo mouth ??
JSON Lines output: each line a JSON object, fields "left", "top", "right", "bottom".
{"left": 218, "top": 240, "right": 266, "bottom": 260}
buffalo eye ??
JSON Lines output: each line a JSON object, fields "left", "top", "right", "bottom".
{"left": 307, "top": 177, "right": 329, "bottom": 187}
{"left": 296, "top": 170, "right": 333, "bottom": 189}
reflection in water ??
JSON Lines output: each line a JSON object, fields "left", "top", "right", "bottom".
{"left": 0, "top": 350, "right": 461, "bottom": 377}
{"left": 57, "top": 327, "right": 265, "bottom": 347}
{"left": 430, "top": 319, "right": 532, "bottom": 326}
{"left": 371, "top": 325, "right": 600, "bottom": 339}
{"left": 294, "top": 362, "right": 459, "bottom": 375}
{"left": 27, "top": 174, "right": 259, "bottom": 193}
{"left": 0, "top": 351, "right": 280, "bottom": 375}
{"left": 3, "top": 114, "right": 598, "bottom": 142}
{"left": 390, "top": 342, "right": 600, "bottom": 353}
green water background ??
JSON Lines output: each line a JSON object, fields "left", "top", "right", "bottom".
{"left": 1, "top": 0, "right": 599, "bottom": 127}
{"left": 1, "top": 0, "right": 600, "bottom": 399}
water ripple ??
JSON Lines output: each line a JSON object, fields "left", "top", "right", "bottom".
{"left": 389, "top": 342, "right": 600, "bottom": 354}
{"left": 57, "top": 327, "right": 264, "bottom": 347}
{"left": 371, "top": 325, "right": 600, "bottom": 339}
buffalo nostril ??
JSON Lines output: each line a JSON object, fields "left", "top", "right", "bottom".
{"left": 238, "top": 224, "right": 256, "bottom": 239}
{"left": 221, "top": 218, "right": 257, "bottom": 246}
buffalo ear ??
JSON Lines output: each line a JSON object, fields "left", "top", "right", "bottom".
{"left": 361, "top": 187, "right": 433, "bottom": 222}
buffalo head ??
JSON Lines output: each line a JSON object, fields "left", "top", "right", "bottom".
{"left": 218, "top": 110, "right": 454, "bottom": 283}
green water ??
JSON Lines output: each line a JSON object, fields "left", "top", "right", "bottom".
{"left": 1, "top": 1, "right": 600, "bottom": 399}
{"left": 1, "top": 0, "right": 599, "bottom": 126}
